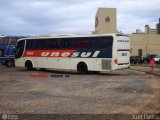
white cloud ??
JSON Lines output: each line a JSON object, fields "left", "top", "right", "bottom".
{"left": 0, "top": 0, "right": 159, "bottom": 35}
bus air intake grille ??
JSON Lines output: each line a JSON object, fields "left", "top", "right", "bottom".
{"left": 102, "top": 60, "right": 111, "bottom": 70}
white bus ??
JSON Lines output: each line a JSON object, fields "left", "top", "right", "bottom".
{"left": 15, "top": 34, "right": 130, "bottom": 73}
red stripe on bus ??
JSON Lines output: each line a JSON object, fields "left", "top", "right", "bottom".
{"left": 23, "top": 50, "right": 76, "bottom": 57}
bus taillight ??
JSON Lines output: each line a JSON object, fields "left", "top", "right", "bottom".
{"left": 114, "top": 58, "right": 118, "bottom": 64}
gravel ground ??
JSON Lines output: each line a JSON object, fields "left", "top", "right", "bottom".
{"left": 0, "top": 65, "right": 160, "bottom": 115}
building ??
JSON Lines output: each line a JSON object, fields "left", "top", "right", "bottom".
{"left": 94, "top": 8, "right": 117, "bottom": 34}
{"left": 130, "top": 19, "right": 160, "bottom": 56}
{"left": 129, "top": 34, "right": 160, "bottom": 56}
{"left": 157, "top": 18, "right": 160, "bottom": 34}
{"left": 145, "top": 25, "right": 157, "bottom": 35}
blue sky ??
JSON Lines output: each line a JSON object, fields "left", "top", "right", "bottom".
{"left": 0, "top": 0, "right": 160, "bottom": 36}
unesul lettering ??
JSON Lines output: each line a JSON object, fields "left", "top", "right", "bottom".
{"left": 41, "top": 51, "right": 100, "bottom": 57}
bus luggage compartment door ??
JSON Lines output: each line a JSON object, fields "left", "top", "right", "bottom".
{"left": 101, "top": 59, "right": 111, "bottom": 70}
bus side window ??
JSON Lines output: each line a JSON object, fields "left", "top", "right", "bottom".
{"left": 53, "top": 40, "right": 57, "bottom": 49}
{"left": 10, "top": 38, "right": 15, "bottom": 45}
{"left": 97, "top": 36, "right": 113, "bottom": 49}
{"left": 101, "top": 37, "right": 107, "bottom": 48}
{"left": 64, "top": 40, "right": 69, "bottom": 48}
{"left": 26, "top": 40, "right": 37, "bottom": 50}
{"left": 61, "top": 39, "right": 73, "bottom": 49}
{"left": 4, "top": 37, "right": 9, "bottom": 44}
{"left": 56, "top": 40, "right": 61, "bottom": 49}
{"left": 37, "top": 39, "right": 49, "bottom": 50}
{"left": 89, "top": 37, "right": 100, "bottom": 49}
{"left": 49, "top": 40, "right": 53, "bottom": 49}
{"left": 90, "top": 37, "right": 99, "bottom": 49}
{"left": 26, "top": 40, "right": 32, "bottom": 50}
{"left": 75, "top": 38, "right": 89, "bottom": 49}
{"left": 105, "top": 37, "right": 113, "bottom": 48}
{"left": 49, "top": 39, "right": 60, "bottom": 49}
{"left": 0, "top": 38, "right": 5, "bottom": 44}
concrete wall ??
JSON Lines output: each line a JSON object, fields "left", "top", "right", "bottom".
{"left": 130, "top": 34, "right": 160, "bottom": 56}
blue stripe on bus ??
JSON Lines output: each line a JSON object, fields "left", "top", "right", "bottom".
{"left": 76, "top": 48, "right": 112, "bottom": 58}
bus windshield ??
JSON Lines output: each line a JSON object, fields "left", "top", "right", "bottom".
{"left": 15, "top": 40, "right": 25, "bottom": 58}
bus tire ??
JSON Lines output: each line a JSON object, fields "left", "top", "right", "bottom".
{"left": 6, "top": 59, "right": 14, "bottom": 67}
{"left": 40, "top": 68, "right": 46, "bottom": 71}
{"left": 77, "top": 62, "right": 88, "bottom": 74}
{"left": 0, "top": 49, "right": 3, "bottom": 57}
{"left": 25, "top": 60, "right": 34, "bottom": 71}
{"left": 91, "top": 71, "right": 100, "bottom": 74}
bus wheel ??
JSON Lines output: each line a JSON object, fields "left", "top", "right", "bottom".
{"left": 6, "top": 59, "right": 14, "bottom": 67}
{"left": 90, "top": 71, "right": 100, "bottom": 74}
{"left": 0, "top": 49, "right": 3, "bottom": 57}
{"left": 25, "top": 61, "right": 34, "bottom": 71}
{"left": 77, "top": 62, "right": 88, "bottom": 74}
{"left": 40, "top": 68, "right": 46, "bottom": 71}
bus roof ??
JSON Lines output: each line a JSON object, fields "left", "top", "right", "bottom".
{"left": 17, "top": 33, "right": 128, "bottom": 42}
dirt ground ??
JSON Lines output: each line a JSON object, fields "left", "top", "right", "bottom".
{"left": 0, "top": 65, "right": 160, "bottom": 119}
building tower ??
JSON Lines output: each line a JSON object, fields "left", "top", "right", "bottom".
{"left": 94, "top": 8, "right": 117, "bottom": 34}
{"left": 145, "top": 25, "right": 150, "bottom": 34}
{"left": 158, "top": 18, "right": 160, "bottom": 34}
